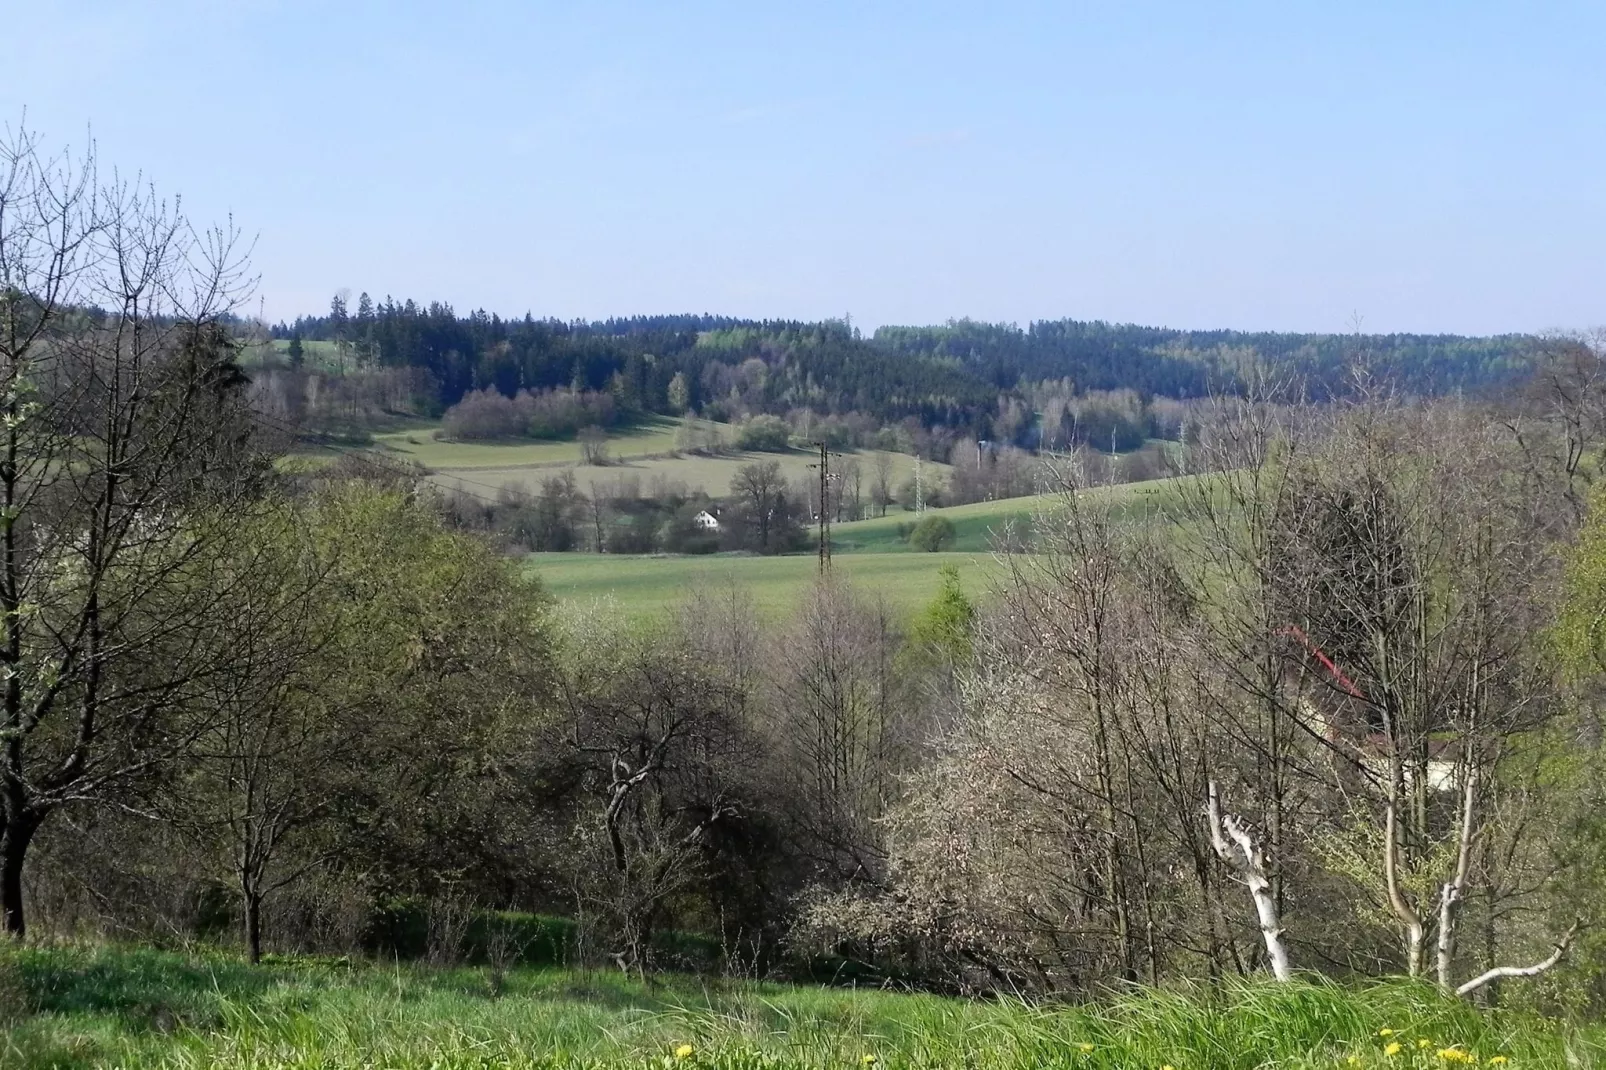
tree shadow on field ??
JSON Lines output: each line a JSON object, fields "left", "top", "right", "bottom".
{"left": 13, "top": 946, "right": 277, "bottom": 1034}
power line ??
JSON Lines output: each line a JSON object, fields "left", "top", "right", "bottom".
{"left": 808, "top": 440, "right": 840, "bottom": 574}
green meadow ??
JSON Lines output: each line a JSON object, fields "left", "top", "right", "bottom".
{"left": 436, "top": 446, "right": 936, "bottom": 502}
{"left": 830, "top": 476, "right": 1186, "bottom": 553}
{"left": 290, "top": 414, "right": 1190, "bottom": 617}
{"left": 523, "top": 477, "right": 1194, "bottom": 618}
{"left": 335, "top": 418, "right": 950, "bottom": 503}
{"left": 525, "top": 550, "right": 1003, "bottom": 619}
{"left": 371, "top": 417, "right": 694, "bottom": 470}
{"left": 0, "top": 945, "right": 1594, "bottom": 1069}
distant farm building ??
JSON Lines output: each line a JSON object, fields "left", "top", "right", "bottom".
{"left": 1285, "top": 625, "right": 1460, "bottom": 793}
{"left": 692, "top": 509, "right": 721, "bottom": 531}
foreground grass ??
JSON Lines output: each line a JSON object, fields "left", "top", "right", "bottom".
{"left": 526, "top": 552, "right": 1002, "bottom": 620}
{"left": 0, "top": 946, "right": 1597, "bottom": 1069}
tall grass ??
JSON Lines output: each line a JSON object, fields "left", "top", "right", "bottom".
{"left": 0, "top": 946, "right": 1597, "bottom": 1068}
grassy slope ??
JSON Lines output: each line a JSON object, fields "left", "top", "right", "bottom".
{"left": 372, "top": 418, "right": 692, "bottom": 470}
{"left": 441, "top": 447, "right": 937, "bottom": 501}
{"left": 257, "top": 338, "right": 344, "bottom": 373}
{"left": 1, "top": 945, "right": 1595, "bottom": 1069}
{"left": 525, "top": 479, "right": 1195, "bottom": 618}
{"left": 832, "top": 477, "right": 1189, "bottom": 553}
{"left": 357, "top": 419, "right": 948, "bottom": 501}
{"left": 526, "top": 551, "right": 1002, "bottom": 620}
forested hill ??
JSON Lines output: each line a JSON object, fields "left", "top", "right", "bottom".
{"left": 872, "top": 319, "right": 1533, "bottom": 400}
{"left": 273, "top": 298, "right": 1535, "bottom": 430}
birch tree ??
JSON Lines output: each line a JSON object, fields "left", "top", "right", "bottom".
{"left": 1269, "top": 398, "right": 1576, "bottom": 994}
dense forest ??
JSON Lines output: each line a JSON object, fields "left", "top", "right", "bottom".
{"left": 271, "top": 298, "right": 1536, "bottom": 441}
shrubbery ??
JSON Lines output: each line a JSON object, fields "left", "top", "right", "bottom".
{"left": 908, "top": 514, "right": 956, "bottom": 551}
{"left": 441, "top": 387, "right": 618, "bottom": 441}
{"left": 735, "top": 414, "right": 792, "bottom": 451}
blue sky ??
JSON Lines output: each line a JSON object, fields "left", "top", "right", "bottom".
{"left": 7, "top": 1, "right": 1603, "bottom": 333}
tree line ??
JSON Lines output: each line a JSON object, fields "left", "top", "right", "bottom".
{"left": 267, "top": 299, "right": 1536, "bottom": 444}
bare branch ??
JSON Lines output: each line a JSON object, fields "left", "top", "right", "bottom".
{"left": 1454, "top": 919, "right": 1581, "bottom": 998}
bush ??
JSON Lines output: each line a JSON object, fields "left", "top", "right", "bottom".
{"left": 368, "top": 900, "right": 576, "bottom": 967}
{"left": 525, "top": 389, "right": 616, "bottom": 440}
{"left": 440, "top": 387, "right": 618, "bottom": 442}
{"left": 440, "top": 387, "right": 525, "bottom": 440}
{"left": 578, "top": 425, "right": 611, "bottom": 465}
{"left": 736, "top": 414, "right": 791, "bottom": 452}
{"left": 907, "top": 515, "right": 955, "bottom": 552}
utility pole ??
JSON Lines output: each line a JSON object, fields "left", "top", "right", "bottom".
{"left": 810, "top": 441, "right": 838, "bottom": 574}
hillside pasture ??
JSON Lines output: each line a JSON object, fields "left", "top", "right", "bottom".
{"left": 439, "top": 447, "right": 941, "bottom": 501}
{"left": 404, "top": 418, "right": 949, "bottom": 501}
{"left": 370, "top": 417, "right": 693, "bottom": 469}
{"left": 256, "top": 337, "right": 345, "bottom": 372}
{"left": 832, "top": 476, "right": 1191, "bottom": 552}
{"left": 526, "top": 550, "right": 1001, "bottom": 620}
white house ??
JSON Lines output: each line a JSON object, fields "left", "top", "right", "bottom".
{"left": 692, "top": 509, "right": 721, "bottom": 531}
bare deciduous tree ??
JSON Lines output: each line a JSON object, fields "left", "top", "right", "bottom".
{"left": 768, "top": 581, "right": 910, "bottom": 887}
{"left": 870, "top": 453, "right": 893, "bottom": 518}
{"left": 578, "top": 425, "right": 610, "bottom": 466}
{"left": 0, "top": 122, "right": 262, "bottom": 937}
{"left": 556, "top": 611, "right": 752, "bottom": 974}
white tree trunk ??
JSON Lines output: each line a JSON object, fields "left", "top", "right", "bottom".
{"left": 1384, "top": 788, "right": 1426, "bottom": 977}
{"left": 1207, "top": 780, "right": 1293, "bottom": 982}
{"left": 1435, "top": 761, "right": 1479, "bottom": 992}
{"left": 1454, "top": 920, "right": 1581, "bottom": 999}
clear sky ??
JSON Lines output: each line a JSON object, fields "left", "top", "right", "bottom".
{"left": 7, "top": 1, "right": 1603, "bottom": 334}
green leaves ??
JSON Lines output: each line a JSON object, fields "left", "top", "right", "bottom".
{"left": 908, "top": 564, "right": 975, "bottom": 662}
{"left": 1554, "top": 486, "right": 1606, "bottom": 681}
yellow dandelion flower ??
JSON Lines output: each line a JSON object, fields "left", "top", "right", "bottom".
{"left": 1419, "top": 1039, "right": 1433, "bottom": 1050}
{"left": 1078, "top": 1043, "right": 1095, "bottom": 1053}
{"left": 1380, "top": 1029, "right": 1396, "bottom": 1037}
{"left": 1386, "top": 1041, "right": 1403, "bottom": 1057}
{"left": 1437, "top": 1048, "right": 1475, "bottom": 1064}
{"left": 862, "top": 1057, "right": 877, "bottom": 1066}
{"left": 1348, "top": 1057, "right": 1362, "bottom": 1067}
{"left": 1489, "top": 1058, "right": 1508, "bottom": 1066}
{"left": 1161, "top": 1065, "right": 1176, "bottom": 1070}
{"left": 675, "top": 1044, "right": 694, "bottom": 1060}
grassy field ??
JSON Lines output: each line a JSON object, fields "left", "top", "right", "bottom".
{"left": 349, "top": 419, "right": 948, "bottom": 502}
{"left": 290, "top": 415, "right": 1189, "bottom": 618}
{"left": 0, "top": 945, "right": 1595, "bottom": 1068}
{"left": 371, "top": 418, "right": 693, "bottom": 470}
{"left": 442, "top": 447, "right": 936, "bottom": 501}
{"left": 526, "top": 551, "right": 1002, "bottom": 620}
{"left": 251, "top": 338, "right": 345, "bottom": 373}
{"left": 832, "top": 477, "right": 1187, "bottom": 553}
{"left": 525, "top": 478, "right": 1196, "bottom": 618}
